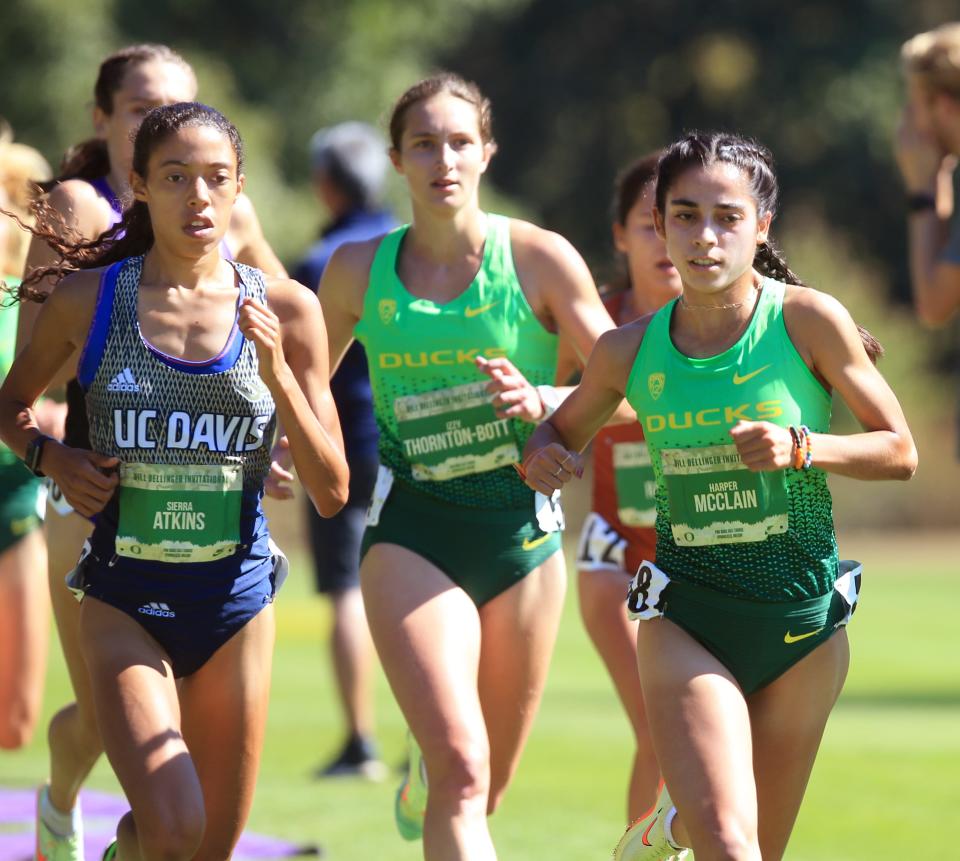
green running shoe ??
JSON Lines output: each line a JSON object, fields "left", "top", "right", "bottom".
{"left": 394, "top": 732, "right": 428, "bottom": 841}
{"left": 35, "top": 786, "right": 84, "bottom": 861}
{"left": 613, "top": 781, "right": 686, "bottom": 861}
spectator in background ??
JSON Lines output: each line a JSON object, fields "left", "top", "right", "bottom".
{"left": 896, "top": 24, "right": 960, "bottom": 326}
{"left": 292, "top": 121, "right": 395, "bottom": 779}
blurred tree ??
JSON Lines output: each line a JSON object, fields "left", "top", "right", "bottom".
{"left": 2, "top": 0, "right": 958, "bottom": 518}
{"left": 441, "top": 0, "right": 958, "bottom": 305}
{"left": 1, "top": 0, "right": 519, "bottom": 262}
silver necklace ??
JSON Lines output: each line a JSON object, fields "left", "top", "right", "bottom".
{"left": 678, "top": 282, "right": 760, "bottom": 311}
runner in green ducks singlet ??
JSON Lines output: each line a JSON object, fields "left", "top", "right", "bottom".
{"left": 0, "top": 132, "right": 52, "bottom": 757}
{"left": 319, "top": 74, "right": 615, "bottom": 860}
{"left": 521, "top": 132, "right": 916, "bottom": 861}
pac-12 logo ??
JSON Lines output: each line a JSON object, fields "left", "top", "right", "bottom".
{"left": 378, "top": 299, "right": 397, "bottom": 325}
{"left": 648, "top": 373, "right": 665, "bottom": 400}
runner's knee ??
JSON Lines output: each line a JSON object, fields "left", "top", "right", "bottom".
{"left": 132, "top": 802, "right": 206, "bottom": 861}
{"left": 424, "top": 738, "right": 490, "bottom": 808}
{"left": 49, "top": 702, "right": 102, "bottom": 761}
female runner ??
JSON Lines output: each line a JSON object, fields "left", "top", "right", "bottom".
{"left": 319, "top": 73, "right": 614, "bottom": 861}
{"left": 16, "top": 44, "right": 283, "bottom": 861}
{"left": 521, "top": 131, "right": 916, "bottom": 861}
{"left": 1, "top": 101, "right": 347, "bottom": 861}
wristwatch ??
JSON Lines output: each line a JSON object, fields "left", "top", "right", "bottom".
{"left": 906, "top": 192, "right": 936, "bottom": 212}
{"left": 23, "top": 434, "right": 53, "bottom": 477}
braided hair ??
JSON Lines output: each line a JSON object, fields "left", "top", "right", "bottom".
{"left": 655, "top": 132, "right": 882, "bottom": 362}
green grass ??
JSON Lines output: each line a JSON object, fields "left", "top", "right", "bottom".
{"left": 2, "top": 530, "right": 957, "bottom": 860}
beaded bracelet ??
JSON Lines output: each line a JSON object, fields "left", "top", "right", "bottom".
{"left": 799, "top": 424, "right": 813, "bottom": 470}
{"left": 789, "top": 425, "right": 804, "bottom": 469}
{"left": 788, "top": 425, "right": 814, "bottom": 470}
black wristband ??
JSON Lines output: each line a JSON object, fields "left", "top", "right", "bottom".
{"left": 907, "top": 193, "right": 937, "bottom": 212}
{"left": 23, "top": 433, "right": 53, "bottom": 477}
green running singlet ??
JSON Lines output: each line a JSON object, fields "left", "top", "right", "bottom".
{"left": 355, "top": 214, "right": 558, "bottom": 509}
{"left": 0, "top": 275, "right": 43, "bottom": 548}
{"left": 626, "top": 279, "right": 838, "bottom": 601}
{"left": 1, "top": 277, "right": 25, "bottom": 466}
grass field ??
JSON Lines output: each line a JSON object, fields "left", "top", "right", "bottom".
{"left": 1, "top": 527, "right": 957, "bottom": 860}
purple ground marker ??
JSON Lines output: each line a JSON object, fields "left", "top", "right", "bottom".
{"left": 0, "top": 787, "right": 322, "bottom": 860}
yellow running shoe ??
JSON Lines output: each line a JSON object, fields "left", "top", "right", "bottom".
{"left": 613, "top": 781, "right": 686, "bottom": 861}
{"left": 35, "top": 786, "right": 84, "bottom": 861}
{"left": 394, "top": 732, "right": 428, "bottom": 841}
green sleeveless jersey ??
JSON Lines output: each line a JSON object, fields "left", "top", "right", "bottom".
{"left": 355, "top": 214, "right": 558, "bottom": 509}
{"left": 626, "top": 279, "right": 838, "bottom": 600}
{"left": 0, "top": 278, "right": 22, "bottom": 464}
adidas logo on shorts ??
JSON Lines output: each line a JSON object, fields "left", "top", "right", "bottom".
{"left": 107, "top": 368, "right": 141, "bottom": 393}
{"left": 138, "top": 601, "right": 176, "bottom": 618}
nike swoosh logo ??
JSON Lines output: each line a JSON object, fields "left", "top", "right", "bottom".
{"left": 522, "top": 533, "right": 552, "bottom": 551}
{"left": 465, "top": 301, "right": 500, "bottom": 318}
{"left": 732, "top": 364, "right": 772, "bottom": 385}
{"left": 784, "top": 627, "right": 824, "bottom": 644}
{"left": 641, "top": 816, "right": 658, "bottom": 847}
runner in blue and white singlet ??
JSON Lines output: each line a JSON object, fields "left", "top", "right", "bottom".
{"left": 15, "top": 47, "right": 289, "bottom": 861}
{"left": 3, "top": 102, "right": 347, "bottom": 861}
{"left": 73, "top": 255, "right": 279, "bottom": 674}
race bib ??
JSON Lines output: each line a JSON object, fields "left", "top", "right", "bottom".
{"left": 613, "top": 442, "right": 657, "bottom": 527}
{"left": 660, "top": 443, "right": 788, "bottom": 546}
{"left": 394, "top": 381, "right": 519, "bottom": 481}
{"left": 535, "top": 489, "right": 565, "bottom": 533}
{"left": 45, "top": 477, "right": 75, "bottom": 516}
{"left": 626, "top": 560, "right": 670, "bottom": 620}
{"left": 116, "top": 462, "right": 242, "bottom": 563}
{"left": 577, "top": 511, "right": 626, "bottom": 571}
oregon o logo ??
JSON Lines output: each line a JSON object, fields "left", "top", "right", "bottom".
{"left": 648, "top": 373, "right": 665, "bottom": 400}
{"left": 378, "top": 299, "right": 397, "bottom": 325}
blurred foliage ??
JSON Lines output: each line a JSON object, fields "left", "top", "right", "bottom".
{"left": 444, "top": 0, "right": 956, "bottom": 300}
{"left": 2, "top": 0, "right": 959, "bottom": 522}
{"left": 1, "top": 0, "right": 518, "bottom": 264}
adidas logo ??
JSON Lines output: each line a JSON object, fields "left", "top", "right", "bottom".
{"left": 138, "top": 601, "right": 176, "bottom": 618}
{"left": 107, "top": 368, "right": 141, "bottom": 393}
{"left": 236, "top": 377, "right": 269, "bottom": 403}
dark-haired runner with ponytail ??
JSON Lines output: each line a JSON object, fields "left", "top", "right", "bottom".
{"left": 520, "top": 131, "right": 916, "bottom": 861}
{"left": 13, "top": 46, "right": 285, "bottom": 861}
{"left": 1, "top": 102, "right": 348, "bottom": 861}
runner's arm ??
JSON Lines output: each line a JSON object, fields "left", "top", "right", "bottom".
{"left": 521, "top": 323, "right": 644, "bottom": 495}
{"left": 317, "top": 239, "right": 375, "bottom": 374}
{"left": 777, "top": 289, "right": 917, "bottom": 481}
{"left": 483, "top": 223, "right": 623, "bottom": 423}
{"left": 0, "top": 272, "right": 120, "bottom": 516}
{"left": 251, "top": 279, "right": 349, "bottom": 516}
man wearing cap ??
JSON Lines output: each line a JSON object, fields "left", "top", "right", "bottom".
{"left": 293, "top": 122, "right": 395, "bottom": 778}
